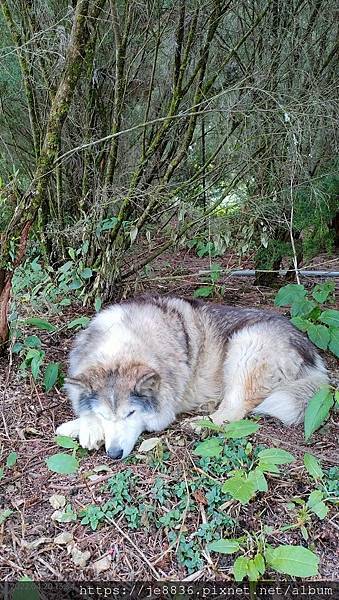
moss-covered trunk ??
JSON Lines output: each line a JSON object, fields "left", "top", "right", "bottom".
{"left": 0, "top": 0, "right": 102, "bottom": 348}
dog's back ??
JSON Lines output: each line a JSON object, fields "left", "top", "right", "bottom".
{"left": 67, "top": 295, "right": 328, "bottom": 425}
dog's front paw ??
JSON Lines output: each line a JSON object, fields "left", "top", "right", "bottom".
{"left": 210, "top": 410, "right": 226, "bottom": 425}
{"left": 79, "top": 416, "right": 104, "bottom": 451}
{"left": 56, "top": 419, "right": 81, "bottom": 439}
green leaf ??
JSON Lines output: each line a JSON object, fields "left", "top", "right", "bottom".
{"left": 208, "top": 539, "right": 241, "bottom": 554}
{"left": 312, "top": 282, "right": 335, "bottom": 304}
{"left": 31, "top": 353, "right": 44, "bottom": 380}
{"left": 267, "top": 545, "right": 319, "bottom": 577}
{"left": 0, "top": 508, "right": 13, "bottom": 525}
{"left": 6, "top": 451, "right": 17, "bottom": 468}
{"left": 195, "top": 419, "right": 222, "bottom": 431}
{"left": 328, "top": 328, "right": 339, "bottom": 358}
{"left": 25, "top": 318, "right": 56, "bottom": 332}
{"left": 193, "top": 286, "right": 214, "bottom": 298}
{"left": 291, "top": 299, "right": 316, "bottom": 318}
{"left": 319, "top": 309, "right": 339, "bottom": 328}
{"left": 304, "top": 385, "right": 334, "bottom": 441}
{"left": 223, "top": 419, "right": 260, "bottom": 439}
{"left": 94, "top": 297, "right": 102, "bottom": 312}
{"left": 307, "top": 490, "right": 329, "bottom": 520}
{"left": 46, "top": 453, "right": 79, "bottom": 475}
{"left": 12, "top": 342, "right": 23, "bottom": 354}
{"left": 55, "top": 435, "right": 79, "bottom": 449}
{"left": 68, "top": 277, "right": 83, "bottom": 290}
{"left": 13, "top": 580, "right": 40, "bottom": 600}
{"left": 80, "top": 267, "right": 92, "bottom": 279}
{"left": 307, "top": 323, "right": 330, "bottom": 350}
{"left": 67, "top": 316, "right": 90, "bottom": 329}
{"left": 59, "top": 298, "right": 71, "bottom": 306}
{"left": 248, "top": 467, "right": 268, "bottom": 492}
{"left": 222, "top": 475, "right": 256, "bottom": 504}
{"left": 247, "top": 559, "right": 260, "bottom": 581}
{"left": 233, "top": 556, "right": 249, "bottom": 581}
{"left": 253, "top": 553, "right": 265, "bottom": 575}
{"left": 257, "top": 461, "right": 281, "bottom": 474}
{"left": 193, "top": 437, "right": 222, "bottom": 458}
{"left": 24, "top": 335, "right": 41, "bottom": 349}
{"left": 0, "top": 467, "right": 4, "bottom": 480}
{"left": 275, "top": 284, "right": 306, "bottom": 307}
{"left": 43, "top": 362, "right": 59, "bottom": 392}
{"left": 68, "top": 248, "right": 76, "bottom": 260}
{"left": 303, "top": 452, "right": 324, "bottom": 480}
{"left": 257, "top": 448, "right": 295, "bottom": 465}
{"left": 291, "top": 317, "right": 311, "bottom": 333}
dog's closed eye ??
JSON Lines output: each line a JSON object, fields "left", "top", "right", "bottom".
{"left": 126, "top": 410, "right": 135, "bottom": 418}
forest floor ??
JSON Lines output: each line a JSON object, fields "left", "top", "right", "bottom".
{"left": 1, "top": 251, "right": 338, "bottom": 581}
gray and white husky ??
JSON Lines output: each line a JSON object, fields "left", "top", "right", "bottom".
{"left": 57, "top": 296, "right": 328, "bottom": 459}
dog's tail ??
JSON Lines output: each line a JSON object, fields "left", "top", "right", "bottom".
{"left": 252, "top": 359, "right": 329, "bottom": 425}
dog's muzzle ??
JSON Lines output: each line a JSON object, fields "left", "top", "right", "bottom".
{"left": 107, "top": 446, "right": 124, "bottom": 460}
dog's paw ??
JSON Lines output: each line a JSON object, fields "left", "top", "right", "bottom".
{"left": 56, "top": 419, "right": 81, "bottom": 439}
{"left": 210, "top": 410, "right": 228, "bottom": 425}
{"left": 79, "top": 417, "right": 104, "bottom": 451}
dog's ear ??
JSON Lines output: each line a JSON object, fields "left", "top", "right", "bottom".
{"left": 134, "top": 369, "right": 160, "bottom": 396}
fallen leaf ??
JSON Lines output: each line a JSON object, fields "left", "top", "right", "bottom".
{"left": 71, "top": 546, "right": 91, "bottom": 568}
{"left": 193, "top": 490, "right": 208, "bottom": 505}
{"left": 138, "top": 437, "right": 161, "bottom": 452}
{"left": 54, "top": 531, "right": 74, "bottom": 545}
{"left": 93, "top": 465, "right": 113, "bottom": 473}
{"left": 22, "top": 537, "right": 52, "bottom": 550}
{"left": 92, "top": 555, "right": 111, "bottom": 574}
{"left": 49, "top": 494, "right": 66, "bottom": 509}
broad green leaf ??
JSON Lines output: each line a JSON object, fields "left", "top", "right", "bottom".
{"left": 43, "top": 362, "right": 59, "bottom": 392}
{"left": 94, "top": 297, "right": 102, "bottom": 312}
{"left": 257, "top": 448, "right": 295, "bottom": 465}
{"left": 233, "top": 556, "right": 249, "bottom": 581}
{"left": 307, "top": 323, "right": 330, "bottom": 350}
{"left": 67, "top": 316, "right": 90, "bottom": 329}
{"left": 59, "top": 298, "right": 71, "bottom": 306}
{"left": 257, "top": 461, "right": 281, "bottom": 474}
{"left": 247, "top": 559, "right": 260, "bottom": 581}
{"left": 55, "top": 435, "right": 79, "bottom": 449}
{"left": 46, "top": 453, "right": 79, "bottom": 475}
{"left": 12, "top": 342, "right": 23, "bottom": 354}
{"left": 328, "top": 328, "right": 339, "bottom": 358}
{"left": 291, "top": 299, "right": 316, "bottom": 318}
{"left": 275, "top": 284, "right": 306, "bottom": 307}
{"left": 58, "top": 260, "right": 73, "bottom": 274}
{"left": 68, "top": 248, "right": 76, "bottom": 260}
{"left": 319, "top": 309, "right": 339, "bottom": 328}
{"left": 223, "top": 419, "right": 260, "bottom": 439}
{"left": 193, "top": 286, "right": 214, "bottom": 298}
{"left": 248, "top": 467, "right": 268, "bottom": 492}
{"left": 304, "top": 386, "right": 334, "bottom": 441}
{"left": 267, "top": 545, "right": 319, "bottom": 577}
{"left": 195, "top": 419, "right": 222, "bottom": 431}
{"left": 307, "top": 490, "right": 329, "bottom": 519}
{"left": 291, "top": 317, "right": 310, "bottom": 333}
{"left": 312, "top": 282, "right": 335, "bottom": 304}
{"left": 254, "top": 553, "right": 265, "bottom": 575}
{"left": 81, "top": 267, "right": 92, "bottom": 279}
{"left": 68, "top": 277, "right": 83, "bottom": 290}
{"left": 24, "top": 335, "right": 41, "bottom": 349}
{"left": 6, "top": 451, "right": 17, "bottom": 468}
{"left": 222, "top": 475, "right": 256, "bottom": 504}
{"left": 194, "top": 437, "right": 222, "bottom": 458}
{"left": 208, "top": 539, "right": 240, "bottom": 554}
{"left": 0, "top": 467, "right": 4, "bottom": 479}
{"left": 31, "top": 353, "right": 44, "bottom": 380}
{"left": 0, "top": 509, "right": 13, "bottom": 525}
{"left": 25, "top": 318, "right": 56, "bottom": 332}
{"left": 303, "top": 452, "right": 324, "bottom": 480}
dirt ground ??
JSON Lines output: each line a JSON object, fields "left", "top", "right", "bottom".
{"left": 1, "top": 253, "right": 338, "bottom": 581}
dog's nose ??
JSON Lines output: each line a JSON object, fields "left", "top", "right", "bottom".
{"left": 107, "top": 447, "right": 123, "bottom": 460}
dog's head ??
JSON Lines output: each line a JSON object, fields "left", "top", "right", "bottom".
{"left": 65, "top": 363, "right": 161, "bottom": 459}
